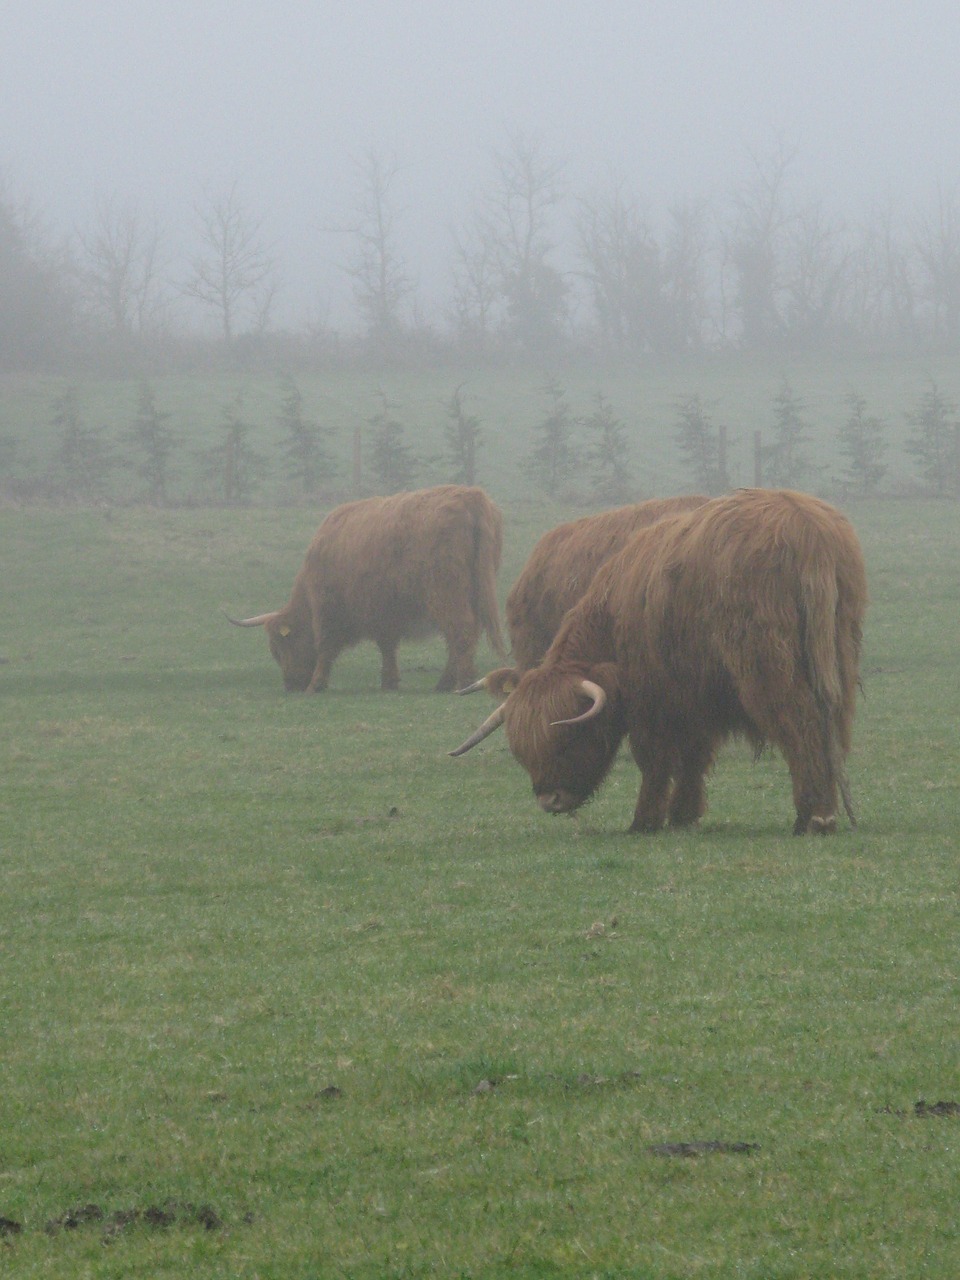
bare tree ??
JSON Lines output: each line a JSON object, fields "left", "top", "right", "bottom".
{"left": 0, "top": 177, "right": 76, "bottom": 369}
{"left": 847, "top": 202, "right": 917, "bottom": 345}
{"left": 662, "top": 198, "right": 710, "bottom": 352}
{"left": 913, "top": 185, "right": 960, "bottom": 343}
{"left": 576, "top": 182, "right": 665, "bottom": 357}
{"left": 480, "top": 130, "right": 568, "bottom": 358}
{"left": 79, "top": 196, "right": 165, "bottom": 339}
{"left": 781, "top": 202, "right": 849, "bottom": 347}
{"left": 449, "top": 220, "right": 500, "bottom": 357}
{"left": 182, "top": 183, "right": 277, "bottom": 348}
{"left": 724, "top": 141, "right": 797, "bottom": 347}
{"left": 335, "top": 149, "right": 413, "bottom": 353}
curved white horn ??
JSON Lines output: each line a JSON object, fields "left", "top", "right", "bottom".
{"left": 550, "top": 679, "right": 607, "bottom": 728}
{"left": 223, "top": 609, "right": 281, "bottom": 628}
{"left": 457, "top": 677, "right": 489, "bottom": 695}
{"left": 448, "top": 703, "right": 507, "bottom": 756}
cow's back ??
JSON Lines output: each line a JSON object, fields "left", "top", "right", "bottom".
{"left": 597, "top": 489, "right": 866, "bottom": 728}
{"left": 507, "top": 495, "right": 708, "bottom": 669}
{"left": 301, "top": 485, "right": 502, "bottom": 638}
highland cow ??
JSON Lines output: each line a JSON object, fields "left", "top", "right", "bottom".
{"left": 228, "top": 485, "right": 506, "bottom": 692}
{"left": 451, "top": 489, "right": 866, "bottom": 835}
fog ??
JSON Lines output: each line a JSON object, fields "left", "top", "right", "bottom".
{"left": 4, "top": 0, "right": 960, "bottom": 330}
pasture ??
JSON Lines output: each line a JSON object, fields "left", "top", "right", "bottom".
{"left": 1, "top": 493, "right": 959, "bottom": 1277}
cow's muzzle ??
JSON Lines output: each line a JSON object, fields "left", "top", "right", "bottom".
{"left": 537, "top": 790, "right": 582, "bottom": 814}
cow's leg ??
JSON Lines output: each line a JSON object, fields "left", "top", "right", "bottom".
{"left": 785, "top": 738, "right": 839, "bottom": 835}
{"left": 739, "top": 680, "right": 838, "bottom": 834}
{"left": 435, "top": 618, "right": 480, "bottom": 692}
{"left": 306, "top": 666, "right": 328, "bottom": 692}
{"left": 306, "top": 609, "right": 341, "bottom": 692}
{"left": 305, "top": 647, "right": 335, "bottom": 692}
{"left": 627, "top": 745, "right": 673, "bottom": 833}
{"left": 377, "top": 639, "right": 400, "bottom": 691}
{"left": 779, "top": 716, "right": 838, "bottom": 835}
{"left": 668, "top": 738, "right": 718, "bottom": 827}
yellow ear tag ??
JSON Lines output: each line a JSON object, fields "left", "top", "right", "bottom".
{"left": 278, "top": 625, "right": 291, "bottom": 637}
{"left": 503, "top": 676, "right": 518, "bottom": 694}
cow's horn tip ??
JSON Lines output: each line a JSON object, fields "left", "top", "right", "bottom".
{"left": 457, "top": 678, "right": 487, "bottom": 695}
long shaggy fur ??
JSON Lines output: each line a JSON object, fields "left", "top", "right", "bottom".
{"left": 506, "top": 495, "right": 708, "bottom": 670}
{"left": 253, "top": 485, "right": 506, "bottom": 692}
{"left": 502, "top": 489, "right": 867, "bottom": 834}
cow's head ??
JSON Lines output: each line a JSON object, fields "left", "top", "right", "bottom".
{"left": 225, "top": 609, "right": 317, "bottom": 691}
{"left": 450, "top": 663, "right": 623, "bottom": 814}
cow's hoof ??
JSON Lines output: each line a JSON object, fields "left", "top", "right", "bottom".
{"left": 796, "top": 813, "right": 837, "bottom": 835}
{"left": 668, "top": 812, "right": 704, "bottom": 829}
{"left": 434, "top": 675, "right": 462, "bottom": 692}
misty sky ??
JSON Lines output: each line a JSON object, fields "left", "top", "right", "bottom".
{"left": 4, "top": 0, "right": 960, "bottom": 328}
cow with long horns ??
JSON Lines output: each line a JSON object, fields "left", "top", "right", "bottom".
{"left": 228, "top": 485, "right": 506, "bottom": 692}
{"left": 451, "top": 489, "right": 866, "bottom": 836}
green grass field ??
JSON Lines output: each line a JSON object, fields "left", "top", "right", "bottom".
{"left": 1, "top": 490, "right": 959, "bottom": 1277}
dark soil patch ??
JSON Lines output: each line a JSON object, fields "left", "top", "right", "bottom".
{"left": 879, "top": 1099, "right": 960, "bottom": 1119}
{"left": 0, "top": 1217, "right": 22, "bottom": 1237}
{"left": 303, "top": 1084, "right": 344, "bottom": 1108}
{"left": 648, "top": 1140, "right": 760, "bottom": 1158}
{"left": 45, "top": 1204, "right": 104, "bottom": 1233}
{"left": 44, "top": 1201, "right": 223, "bottom": 1239}
{"left": 914, "top": 1099, "right": 960, "bottom": 1117}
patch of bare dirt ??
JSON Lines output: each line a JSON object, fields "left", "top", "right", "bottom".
{"left": 648, "top": 1140, "right": 760, "bottom": 1158}
{"left": 43, "top": 1201, "right": 224, "bottom": 1240}
{"left": 879, "top": 1099, "right": 960, "bottom": 1118}
{"left": 915, "top": 1099, "right": 960, "bottom": 1117}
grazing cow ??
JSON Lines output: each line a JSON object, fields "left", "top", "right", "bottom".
{"left": 228, "top": 485, "right": 506, "bottom": 692}
{"left": 451, "top": 489, "right": 867, "bottom": 835}
{"left": 503, "top": 495, "right": 709, "bottom": 671}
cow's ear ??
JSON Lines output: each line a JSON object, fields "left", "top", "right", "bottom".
{"left": 485, "top": 667, "right": 520, "bottom": 698}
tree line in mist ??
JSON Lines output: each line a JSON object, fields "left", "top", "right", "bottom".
{"left": 4, "top": 135, "right": 960, "bottom": 372}
{"left": 6, "top": 372, "right": 958, "bottom": 507}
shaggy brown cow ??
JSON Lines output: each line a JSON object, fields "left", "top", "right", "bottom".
{"left": 228, "top": 485, "right": 506, "bottom": 692}
{"left": 503, "top": 495, "right": 709, "bottom": 671}
{"left": 451, "top": 489, "right": 867, "bottom": 835}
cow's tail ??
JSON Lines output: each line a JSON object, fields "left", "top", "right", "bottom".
{"left": 800, "top": 556, "right": 857, "bottom": 828}
{"left": 471, "top": 495, "right": 508, "bottom": 659}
